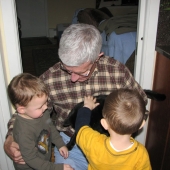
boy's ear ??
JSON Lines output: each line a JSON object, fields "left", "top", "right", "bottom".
{"left": 139, "top": 120, "right": 146, "bottom": 129}
{"left": 101, "top": 118, "right": 109, "bottom": 130}
{"left": 16, "top": 105, "right": 26, "bottom": 114}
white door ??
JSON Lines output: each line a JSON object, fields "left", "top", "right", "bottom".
{"left": 15, "top": 0, "right": 48, "bottom": 38}
{"left": 135, "top": 0, "right": 160, "bottom": 144}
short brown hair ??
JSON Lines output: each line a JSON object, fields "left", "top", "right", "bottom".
{"left": 8, "top": 73, "right": 49, "bottom": 108}
{"left": 102, "top": 89, "right": 145, "bottom": 135}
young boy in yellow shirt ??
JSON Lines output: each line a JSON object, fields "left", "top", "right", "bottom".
{"left": 75, "top": 89, "right": 152, "bottom": 170}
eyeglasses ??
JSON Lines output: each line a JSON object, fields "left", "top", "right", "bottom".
{"left": 60, "top": 62, "right": 91, "bottom": 77}
{"left": 60, "top": 56, "right": 103, "bottom": 78}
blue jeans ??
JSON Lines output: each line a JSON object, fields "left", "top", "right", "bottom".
{"left": 54, "top": 132, "right": 88, "bottom": 170}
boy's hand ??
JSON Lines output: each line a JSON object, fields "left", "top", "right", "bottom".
{"left": 59, "top": 146, "right": 69, "bottom": 159}
{"left": 83, "top": 96, "right": 99, "bottom": 110}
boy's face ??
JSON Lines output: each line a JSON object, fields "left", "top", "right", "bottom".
{"left": 19, "top": 94, "right": 48, "bottom": 119}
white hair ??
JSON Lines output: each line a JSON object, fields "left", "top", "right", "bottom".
{"left": 58, "top": 23, "right": 102, "bottom": 66}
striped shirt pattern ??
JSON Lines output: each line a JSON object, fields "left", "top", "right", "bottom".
{"left": 7, "top": 56, "right": 147, "bottom": 137}
{"left": 39, "top": 56, "right": 147, "bottom": 135}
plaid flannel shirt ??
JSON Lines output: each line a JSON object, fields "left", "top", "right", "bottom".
{"left": 7, "top": 56, "right": 147, "bottom": 137}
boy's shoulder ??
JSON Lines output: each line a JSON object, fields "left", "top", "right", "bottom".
{"left": 13, "top": 114, "right": 34, "bottom": 133}
{"left": 133, "top": 138, "right": 150, "bottom": 156}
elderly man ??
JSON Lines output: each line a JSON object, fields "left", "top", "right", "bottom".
{"left": 4, "top": 23, "right": 147, "bottom": 170}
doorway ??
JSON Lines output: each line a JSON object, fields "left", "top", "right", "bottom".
{"left": 0, "top": 0, "right": 160, "bottom": 169}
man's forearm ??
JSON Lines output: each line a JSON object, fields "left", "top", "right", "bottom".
{"left": 6, "top": 112, "right": 17, "bottom": 138}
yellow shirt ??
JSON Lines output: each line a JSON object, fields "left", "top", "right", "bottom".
{"left": 76, "top": 126, "right": 152, "bottom": 170}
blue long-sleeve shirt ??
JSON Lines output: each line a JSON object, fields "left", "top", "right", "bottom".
{"left": 75, "top": 107, "right": 91, "bottom": 133}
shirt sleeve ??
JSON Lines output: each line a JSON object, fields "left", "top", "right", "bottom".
{"left": 76, "top": 126, "right": 106, "bottom": 157}
{"left": 136, "top": 146, "right": 152, "bottom": 170}
{"left": 6, "top": 112, "right": 17, "bottom": 138}
{"left": 75, "top": 107, "right": 91, "bottom": 133}
{"left": 48, "top": 119, "right": 66, "bottom": 149}
{"left": 121, "top": 66, "right": 148, "bottom": 105}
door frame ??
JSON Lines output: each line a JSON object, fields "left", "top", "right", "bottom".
{"left": 135, "top": 0, "right": 160, "bottom": 144}
{"left": 0, "top": 0, "right": 22, "bottom": 169}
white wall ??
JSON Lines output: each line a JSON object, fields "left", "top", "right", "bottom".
{"left": 16, "top": 0, "right": 48, "bottom": 37}
{"left": 15, "top": 0, "right": 96, "bottom": 38}
{"left": 0, "top": 0, "right": 22, "bottom": 169}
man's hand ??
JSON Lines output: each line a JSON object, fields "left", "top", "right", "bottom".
{"left": 83, "top": 96, "right": 99, "bottom": 110}
{"left": 64, "top": 164, "right": 74, "bottom": 170}
{"left": 4, "top": 135, "right": 25, "bottom": 164}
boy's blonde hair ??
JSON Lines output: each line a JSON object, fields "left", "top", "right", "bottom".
{"left": 102, "top": 89, "right": 145, "bottom": 135}
{"left": 8, "top": 73, "right": 49, "bottom": 108}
